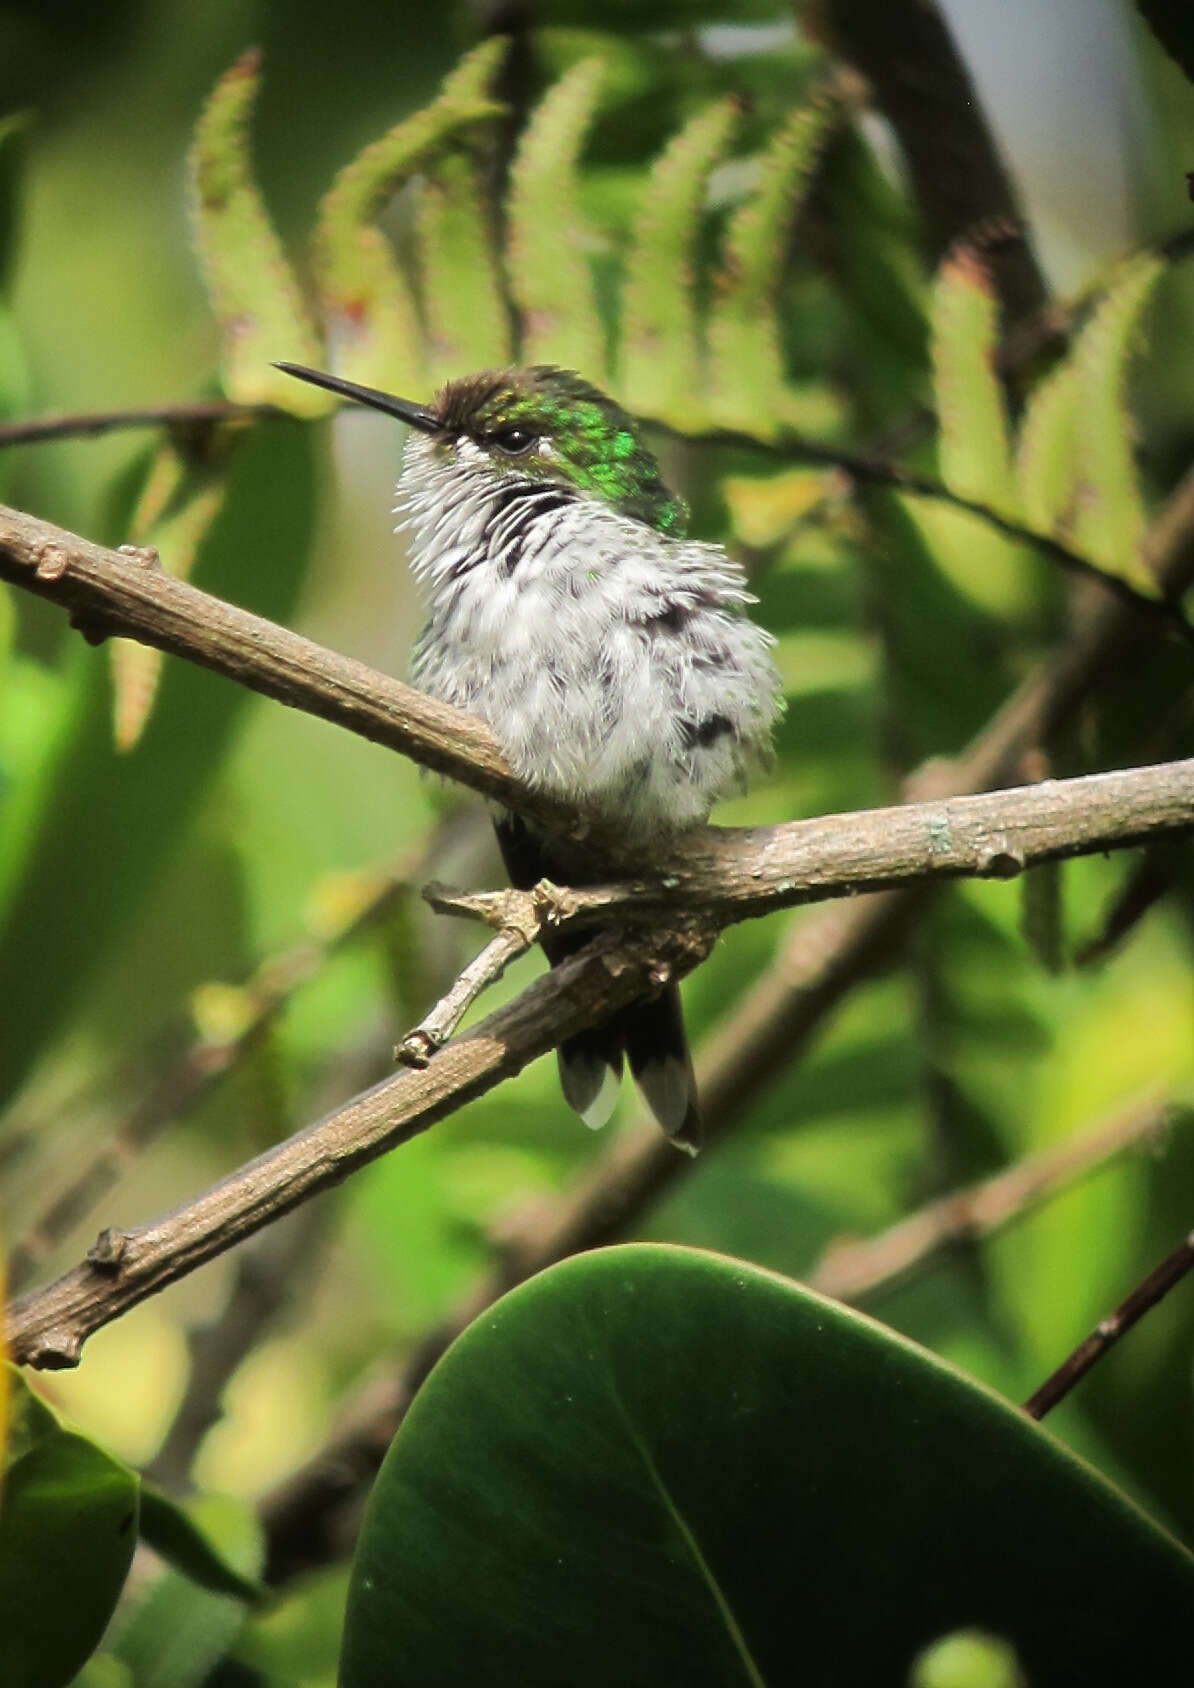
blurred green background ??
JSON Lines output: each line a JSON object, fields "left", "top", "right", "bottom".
{"left": 2, "top": 1, "right": 1194, "bottom": 1681}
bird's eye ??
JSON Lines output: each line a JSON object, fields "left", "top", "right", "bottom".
{"left": 491, "top": 427, "right": 536, "bottom": 456}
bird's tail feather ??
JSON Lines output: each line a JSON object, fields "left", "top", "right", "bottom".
{"left": 494, "top": 813, "right": 700, "bottom": 1151}
{"left": 624, "top": 983, "right": 701, "bottom": 1154}
{"left": 558, "top": 1024, "right": 624, "bottom": 1129}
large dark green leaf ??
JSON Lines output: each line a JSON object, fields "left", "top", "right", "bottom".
{"left": 0, "top": 419, "right": 317, "bottom": 1107}
{"left": 0, "top": 1369, "right": 139, "bottom": 1688}
{"left": 341, "top": 1245, "right": 1194, "bottom": 1686}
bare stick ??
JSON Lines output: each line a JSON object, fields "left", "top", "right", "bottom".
{"left": 811, "top": 1092, "right": 1178, "bottom": 1303}
{"left": 397, "top": 924, "right": 535, "bottom": 1068}
{"left": 0, "top": 400, "right": 279, "bottom": 448}
{"left": 418, "top": 757, "right": 1194, "bottom": 928}
{"left": 5, "top": 822, "right": 463, "bottom": 1293}
{"left": 6, "top": 923, "right": 713, "bottom": 1371}
{"left": 663, "top": 421, "right": 1194, "bottom": 641}
{"left": 1024, "top": 1225, "right": 1194, "bottom": 1420}
{"left": 0, "top": 502, "right": 556, "bottom": 825}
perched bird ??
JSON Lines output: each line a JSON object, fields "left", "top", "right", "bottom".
{"left": 278, "top": 361, "right": 782, "bottom": 1151}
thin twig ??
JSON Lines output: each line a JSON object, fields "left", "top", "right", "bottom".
{"left": 811, "top": 1092, "right": 1178, "bottom": 1302}
{"left": 0, "top": 400, "right": 280, "bottom": 449}
{"left": 661, "top": 422, "right": 1194, "bottom": 643}
{"left": 1073, "top": 845, "right": 1178, "bottom": 969}
{"left": 5, "top": 380, "right": 1189, "bottom": 642}
{"left": 1024, "top": 1225, "right": 1194, "bottom": 1420}
{"left": 396, "top": 924, "right": 535, "bottom": 1068}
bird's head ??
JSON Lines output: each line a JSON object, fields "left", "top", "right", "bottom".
{"left": 276, "top": 362, "right": 689, "bottom": 538}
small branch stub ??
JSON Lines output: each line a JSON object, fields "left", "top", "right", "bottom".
{"left": 86, "top": 1228, "right": 130, "bottom": 1271}
{"left": 976, "top": 833, "right": 1026, "bottom": 879}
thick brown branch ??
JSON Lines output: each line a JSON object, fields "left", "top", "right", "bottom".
{"left": 17, "top": 745, "right": 1190, "bottom": 1374}
{"left": 6, "top": 924, "right": 712, "bottom": 1370}
{"left": 0, "top": 502, "right": 561, "bottom": 831}
{"left": 429, "top": 759, "right": 1194, "bottom": 928}
{"left": 5, "top": 822, "right": 465, "bottom": 1293}
{"left": 7, "top": 501, "right": 1190, "bottom": 918}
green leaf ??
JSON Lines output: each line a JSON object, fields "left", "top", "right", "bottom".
{"left": 707, "top": 97, "right": 837, "bottom": 435}
{"left": 1070, "top": 253, "right": 1165, "bottom": 589}
{"left": 418, "top": 146, "right": 511, "bottom": 383}
{"left": 617, "top": 98, "right": 737, "bottom": 421}
{"left": 1015, "top": 358, "right": 1080, "bottom": 536}
{"left": 191, "top": 51, "right": 328, "bottom": 415}
{"left": 0, "top": 1369, "right": 139, "bottom": 1688}
{"left": 139, "top": 1485, "right": 266, "bottom": 1605}
{"left": 506, "top": 57, "right": 607, "bottom": 377}
{"left": 931, "top": 246, "right": 1017, "bottom": 515}
{"left": 0, "top": 419, "right": 318, "bottom": 1109}
{"left": 110, "top": 1494, "right": 264, "bottom": 1688}
{"left": 314, "top": 39, "right": 506, "bottom": 396}
{"left": 340, "top": 1245, "right": 1194, "bottom": 1686}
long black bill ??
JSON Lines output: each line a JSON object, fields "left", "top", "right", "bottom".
{"left": 273, "top": 362, "right": 439, "bottom": 432}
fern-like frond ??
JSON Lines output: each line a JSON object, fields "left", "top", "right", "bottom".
{"left": 617, "top": 98, "right": 737, "bottom": 421}
{"left": 930, "top": 245, "right": 1016, "bottom": 515}
{"left": 1070, "top": 253, "right": 1164, "bottom": 588}
{"left": 191, "top": 51, "right": 327, "bottom": 414}
{"left": 505, "top": 57, "right": 607, "bottom": 378}
{"left": 419, "top": 106, "right": 512, "bottom": 383}
{"left": 1016, "top": 360, "right": 1079, "bottom": 538}
{"left": 707, "top": 97, "right": 837, "bottom": 435}
{"left": 313, "top": 39, "right": 505, "bottom": 395}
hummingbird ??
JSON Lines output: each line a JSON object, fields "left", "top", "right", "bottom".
{"left": 277, "top": 360, "right": 782, "bottom": 1152}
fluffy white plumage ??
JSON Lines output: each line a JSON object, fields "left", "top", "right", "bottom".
{"left": 396, "top": 432, "right": 782, "bottom": 834}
